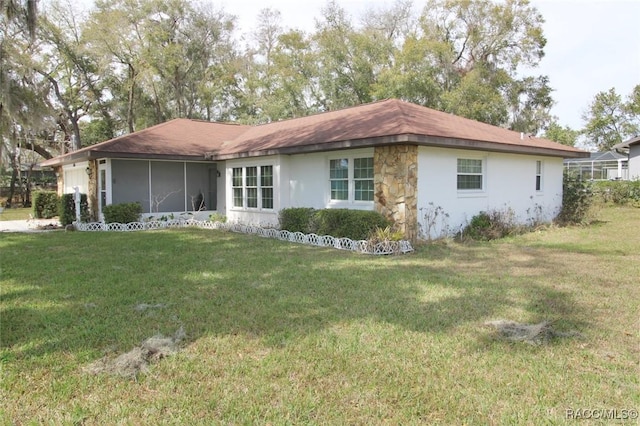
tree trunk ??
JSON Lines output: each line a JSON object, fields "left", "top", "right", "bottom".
{"left": 127, "top": 64, "right": 136, "bottom": 133}
{"left": 6, "top": 153, "right": 18, "bottom": 208}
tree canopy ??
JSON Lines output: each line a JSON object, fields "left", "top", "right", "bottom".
{"left": 581, "top": 85, "right": 640, "bottom": 151}
{"left": 1, "top": 0, "right": 637, "bottom": 178}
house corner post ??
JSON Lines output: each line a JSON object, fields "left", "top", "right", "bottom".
{"left": 373, "top": 145, "right": 418, "bottom": 244}
{"left": 87, "top": 160, "right": 99, "bottom": 221}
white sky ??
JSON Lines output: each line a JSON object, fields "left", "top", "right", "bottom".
{"left": 76, "top": 0, "right": 640, "bottom": 131}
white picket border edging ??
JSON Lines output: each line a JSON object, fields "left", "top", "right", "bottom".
{"left": 73, "top": 219, "right": 414, "bottom": 255}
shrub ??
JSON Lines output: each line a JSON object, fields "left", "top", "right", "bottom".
{"left": 32, "top": 191, "right": 59, "bottom": 219}
{"left": 367, "top": 226, "right": 404, "bottom": 244}
{"left": 313, "top": 209, "right": 390, "bottom": 240}
{"left": 279, "top": 208, "right": 391, "bottom": 240}
{"left": 556, "top": 170, "right": 594, "bottom": 225}
{"left": 460, "top": 208, "right": 518, "bottom": 241}
{"left": 59, "top": 193, "right": 90, "bottom": 226}
{"left": 594, "top": 180, "right": 640, "bottom": 205}
{"left": 209, "top": 212, "right": 228, "bottom": 223}
{"left": 278, "top": 208, "right": 316, "bottom": 233}
{"left": 103, "top": 202, "right": 143, "bottom": 224}
{"left": 419, "top": 203, "right": 450, "bottom": 240}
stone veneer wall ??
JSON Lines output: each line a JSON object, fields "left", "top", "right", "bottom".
{"left": 87, "top": 160, "right": 99, "bottom": 221}
{"left": 374, "top": 145, "right": 418, "bottom": 243}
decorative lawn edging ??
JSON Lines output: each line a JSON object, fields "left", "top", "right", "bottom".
{"left": 73, "top": 219, "right": 414, "bottom": 255}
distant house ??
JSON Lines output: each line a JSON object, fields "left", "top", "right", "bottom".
{"left": 613, "top": 135, "right": 640, "bottom": 180}
{"left": 41, "top": 99, "right": 588, "bottom": 241}
{"left": 564, "top": 150, "right": 629, "bottom": 181}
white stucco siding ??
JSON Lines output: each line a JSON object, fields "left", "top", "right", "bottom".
{"left": 225, "top": 149, "right": 375, "bottom": 227}
{"left": 287, "top": 148, "right": 375, "bottom": 210}
{"left": 417, "top": 147, "right": 563, "bottom": 238}
{"left": 287, "top": 152, "right": 327, "bottom": 209}
{"left": 629, "top": 145, "right": 640, "bottom": 180}
{"left": 287, "top": 148, "right": 374, "bottom": 210}
{"left": 62, "top": 162, "right": 90, "bottom": 194}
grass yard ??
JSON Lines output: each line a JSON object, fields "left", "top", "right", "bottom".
{"left": 1, "top": 206, "right": 639, "bottom": 424}
{"left": 0, "top": 207, "right": 31, "bottom": 221}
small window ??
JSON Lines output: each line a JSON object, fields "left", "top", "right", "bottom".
{"left": 354, "top": 157, "right": 374, "bottom": 201}
{"left": 261, "top": 165, "right": 273, "bottom": 209}
{"left": 457, "top": 158, "right": 483, "bottom": 190}
{"left": 330, "top": 159, "right": 349, "bottom": 201}
{"left": 246, "top": 166, "right": 258, "bottom": 208}
{"left": 232, "top": 168, "right": 243, "bottom": 208}
{"left": 536, "top": 161, "right": 542, "bottom": 191}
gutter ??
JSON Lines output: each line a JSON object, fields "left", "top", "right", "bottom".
{"left": 210, "top": 134, "right": 591, "bottom": 160}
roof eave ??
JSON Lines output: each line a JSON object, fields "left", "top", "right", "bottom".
{"left": 40, "top": 151, "right": 92, "bottom": 167}
{"left": 212, "top": 134, "right": 590, "bottom": 160}
{"left": 41, "top": 150, "right": 212, "bottom": 167}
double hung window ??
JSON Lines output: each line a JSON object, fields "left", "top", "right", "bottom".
{"left": 232, "top": 165, "right": 274, "bottom": 209}
{"left": 457, "top": 158, "right": 484, "bottom": 191}
{"left": 329, "top": 157, "right": 374, "bottom": 202}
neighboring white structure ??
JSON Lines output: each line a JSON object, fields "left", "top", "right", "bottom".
{"left": 42, "top": 99, "right": 588, "bottom": 241}
{"left": 614, "top": 135, "right": 640, "bottom": 180}
{"left": 564, "top": 151, "right": 629, "bottom": 181}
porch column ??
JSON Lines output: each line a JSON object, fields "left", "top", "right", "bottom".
{"left": 373, "top": 145, "right": 418, "bottom": 243}
{"left": 87, "top": 160, "right": 99, "bottom": 221}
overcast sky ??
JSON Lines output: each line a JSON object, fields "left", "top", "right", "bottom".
{"left": 74, "top": 0, "right": 640, "bottom": 131}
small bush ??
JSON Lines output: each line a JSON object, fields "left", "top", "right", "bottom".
{"left": 419, "top": 203, "right": 451, "bottom": 240}
{"left": 209, "top": 212, "right": 228, "bottom": 223}
{"left": 59, "top": 193, "right": 90, "bottom": 226}
{"left": 460, "top": 208, "right": 518, "bottom": 241}
{"left": 32, "top": 191, "right": 59, "bottom": 219}
{"left": 279, "top": 208, "right": 316, "bottom": 233}
{"left": 367, "top": 226, "right": 404, "bottom": 244}
{"left": 313, "top": 209, "right": 391, "bottom": 240}
{"left": 279, "top": 207, "right": 391, "bottom": 240}
{"left": 103, "top": 202, "right": 143, "bottom": 224}
{"left": 594, "top": 180, "right": 640, "bottom": 205}
{"left": 556, "top": 170, "right": 594, "bottom": 225}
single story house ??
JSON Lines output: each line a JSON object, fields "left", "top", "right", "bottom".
{"left": 613, "top": 135, "right": 640, "bottom": 180}
{"left": 42, "top": 99, "right": 589, "bottom": 241}
{"left": 564, "top": 150, "right": 629, "bottom": 181}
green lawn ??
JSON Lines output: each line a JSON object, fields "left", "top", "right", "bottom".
{"left": 1, "top": 206, "right": 638, "bottom": 424}
{"left": 0, "top": 207, "right": 31, "bottom": 221}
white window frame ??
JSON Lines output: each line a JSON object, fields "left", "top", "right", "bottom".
{"left": 535, "top": 160, "right": 543, "bottom": 193}
{"left": 230, "top": 165, "right": 275, "bottom": 211}
{"left": 260, "top": 165, "right": 274, "bottom": 210}
{"left": 97, "top": 159, "right": 111, "bottom": 220}
{"left": 456, "top": 157, "right": 486, "bottom": 194}
{"left": 328, "top": 155, "right": 375, "bottom": 206}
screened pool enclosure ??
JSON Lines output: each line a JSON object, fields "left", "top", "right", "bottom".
{"left": 106, "top": 160, "right": 218, "bottom": 214}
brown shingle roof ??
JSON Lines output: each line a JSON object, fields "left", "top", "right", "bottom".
{"left": 41, "top": 119, "right": 250, "bottom": 166}
{"left": 42, "top": 99, "right": 588, "bottom": 167}
{"left": 215, "top": 99, "right": 587, "bottom": 159}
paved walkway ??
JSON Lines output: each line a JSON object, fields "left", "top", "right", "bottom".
{"left": 0, "top": 219, "right": 62, "bottom": 233}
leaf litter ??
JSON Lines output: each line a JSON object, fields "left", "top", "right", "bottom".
{"left": 485, "top": 320, "right": 583, "bottom": 345}
{"left": 84, "top": 327, "right": 186, "bottom": 378}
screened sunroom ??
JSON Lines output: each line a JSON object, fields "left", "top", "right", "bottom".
{"left": 564, "top": 151, "right": 629, "bottom": 180}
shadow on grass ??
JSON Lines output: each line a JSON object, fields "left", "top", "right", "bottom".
{"left": 1, "top": 228, "right": 590, "bottom": 360}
